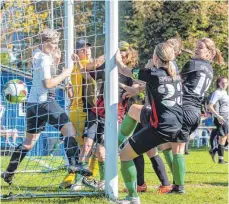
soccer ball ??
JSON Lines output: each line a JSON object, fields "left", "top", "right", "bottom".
{"left": 4, "top": 79, "right": 28, "bottom": 104}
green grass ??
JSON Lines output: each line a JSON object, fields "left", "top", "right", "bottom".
{"left": 1, "top": 146, "right": 228, "bottom": 204}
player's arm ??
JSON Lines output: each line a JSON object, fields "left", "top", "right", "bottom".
{"left": 65, "top": 82, "right": 74, "bottom": 105}
{"left": 41, "top": 56, "right": 73, "bottom": 88}
{"left": 86, "top": 55, "right": 105, "bottom": 70}
{"left": 120, "top": 83, "right": 145, "bottom": 99}
{"left": 208, "top": 91, "right": 225, "bottom": 124}
{"left": 43, "top": 68, "right": 73, "bottom": 89}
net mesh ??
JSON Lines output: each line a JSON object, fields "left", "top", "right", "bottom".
{"left": 1, "top": 0, "right": 106, "bottom": 199}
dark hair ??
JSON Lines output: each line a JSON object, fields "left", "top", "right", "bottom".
{"left": 216, "top": 76, "right": 228, "bottom": 88}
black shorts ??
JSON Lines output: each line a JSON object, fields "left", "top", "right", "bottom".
{"left": 83, "top": 111, "right": 105, "bottom": 145}
{"left": 128, "top": 125, "right": 172, "bottom": 155}
{"left": 174, "top": 110, "right": 201, "bottom": 142}
{"left": 140, "top": 104, "right": 151, "bottom": 127}
{"left": 26, "top": 101, "right": 69, "bottom": 134}
{"left": 214, "top": 117, "right": 228, "bottom": 137}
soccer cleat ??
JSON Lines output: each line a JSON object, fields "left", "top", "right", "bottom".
{"left": 117, "top": 196, "right": 141, "bottom": 204}
{"left": 96, "top": 180, "right": 105, "bottom": 191}
{"left": 59, "top": 173, "right": 75, "bottom": 189}
{"left": 82, "top": 177, "right": 98, "bottom": 189}
{"left": 68, "top": 164, "right": 92, "bottom": 177}
{"left": 70, "top": 182, "right": 84, "bottom": 191}
{"left": 218, "top": 159, "right": 228, "bottom": 164}
{"left": 208, "top": 150, "right": 216, "bottom": 163}
{"left": 156, "top": 185, "right": 173, "bottom": 194}
{"left": 168, "top": 185, "right": 185, "bottom": 194}
{"left": 184, "top": 151, "right": 190, "bottom": 155}
{"left": 1, "top": 172, "right": 14, "bottom": 185}
{"left": 123, "top": 183, "right": 147, "bottom": 193}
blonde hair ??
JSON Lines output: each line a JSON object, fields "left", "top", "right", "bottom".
{"left": 167, "top": 38, "right": 182, "bottom": 56}
{"left": 154, "top": 42, "right": 176, "bottom": 78}
{"left": 124, "top": 47, "right": 139, "bottom": 68}
{"left": 200, "top": 38, "right": 224, "bottom": 65}
{"left": 41, "top": 28, "right": 61, "bottom": 43}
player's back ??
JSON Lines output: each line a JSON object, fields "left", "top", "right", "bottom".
{"left": 181, "top": 59, "right": 213, "bottom": 111}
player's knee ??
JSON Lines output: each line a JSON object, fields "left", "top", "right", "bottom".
{"left": 22, "top": 144, "right": 33, "bottom": 151}
{"left": 128, "top": 104, "right": 137, "bottom": 117}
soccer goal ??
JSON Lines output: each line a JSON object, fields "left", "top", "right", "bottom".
{"left": 1, "top": 0, "right": 118, "bottom": 201}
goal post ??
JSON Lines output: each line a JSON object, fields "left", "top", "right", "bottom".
{"left": 104, "top": 0, "right": 119, "bottom": 201}
{"left": 0, "top": 0, "right": 119, "bottom": 201}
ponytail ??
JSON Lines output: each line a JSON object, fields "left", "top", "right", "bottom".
{"left": 213, "top": 48, "right": 224, "bottom": 65}
{"left": 167, "top": 61, "right": 177, "bottom": 79}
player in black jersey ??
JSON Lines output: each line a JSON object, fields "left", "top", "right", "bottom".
{"left": 119, "top": 38, "right": 183, "bottom": 194}
{"left": 208, "top": 77, "right": 228, "bottom": 164}
{"left": 116, "top": 42, "right": 183, "bottom": 204}
{"left": 169, "top": 38, "right": 224, "bottom": 193}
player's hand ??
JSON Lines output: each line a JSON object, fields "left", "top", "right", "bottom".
{"left": 145, "top": 59, "right": 154, "bottom": 68}
{"left": 53, "top": 48, "right": 61, "bottom": 60}
{"left": 122, "top": 92, "right": 135, "bottom": 99}
{"left": 62, "top": 67, "right": 73, "bottom": 77}
{"left": 217, "top": 115, "right": 225, "bottom": 124}
{"left": 119, "top": 82, "right": 126, "bottom": 89}
{"left": 71, "top": 53, "right": 80, "bottom": 62}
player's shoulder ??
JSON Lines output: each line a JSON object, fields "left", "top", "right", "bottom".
{"left": 181, "top": 59, "right": 212, "bottom": 74}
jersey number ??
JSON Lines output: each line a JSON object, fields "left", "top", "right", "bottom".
{"left": 193, "top": 73, "right": 211, "bottom": 96}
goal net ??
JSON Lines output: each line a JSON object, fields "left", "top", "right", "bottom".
{"left": 0, "top": 0, "right": 117, "bottom": 200}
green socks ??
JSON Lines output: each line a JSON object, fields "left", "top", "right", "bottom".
{"left": 98, "top": 161, "right": 105, "bottom": 181}
{"left": 118, "top": 114, "right": 138, "bottom": 146}
{"left": 75, "top": 162, "right": 88, "bottom": 183}
{"left": 173, "top": 154, "right": 185, "bottom": 185}
{"left": 121, "top": 160, "right": 138, "bottom": 197}
{"left": 162, "top": 149, "right": 173, "bottom": 174}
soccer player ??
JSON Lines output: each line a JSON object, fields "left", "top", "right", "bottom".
{"left": 60, "top": 39, "right": 104, "bottom": 189}
{"left": 208, "top": 76, "right": 228, "bottom": 164}
{"left": 116, "top": 42, "right": 183, "bottom": 203}
{"left": 1, "top": 29, "right": 91, "bottom": 185}
{"left": 120, "top": 38, "right": 183, "bottom": 193}
{"left": 75, "top": 41, "right": 139, "bottom": 190}
{"left": 170, "top": 38, "right": 224, "bottom": 193}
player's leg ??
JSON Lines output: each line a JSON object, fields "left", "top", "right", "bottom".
{"left": 132, "top": 124, "right": 147, "bottom": 192}
{"left": 170, "top": 110, "right": 200, "bottom": 194}
{"left": 216, "top": 119, "right": 228, "bottom": 164}
{"left": 119, "top": 126, "right": 164, "bottom": 203}
{"left": 146, "top": 147, "right": 172, "bottom": 193}
{"left": 159, "top": 142, "right": 173, "bottom": 174}
{"left": 48, "top": 101, "right": 91, "bottom": 177}
{"left": 60, "top": 109, "right": 89, "bottom": 188}
{"left": 118, "top": 104, "right": 142, "bottom": 146}
{"left": 1, "top": 103, "right": 42, "bottom": 185}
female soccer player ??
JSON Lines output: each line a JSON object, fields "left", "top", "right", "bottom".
{"left": 116, "top": 42, "right": 183, "bottom": 203}
{"left": 208, "top": 76, "right": 228, "bottom": 164}
{"left": 170, "top": 38, "right": 224, "bottom": 193}
{"left": 60, "top": 39, "right": 104, "bottom": 189}
{"left": 1, "top": 29, "right": 90, "bottom": 185}
{"left": 75, "top": 41, "right": 138, "bottom": 190}
{"left": 120, "top": 38, "right": 183, "bottom": 193}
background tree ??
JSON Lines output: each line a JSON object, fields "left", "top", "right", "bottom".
{"left": 119, "top": 1, "right": 228, "bottom": 92}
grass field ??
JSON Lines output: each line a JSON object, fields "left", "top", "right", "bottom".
{"left": 1, "top": 146, "right": 228, "bottom": 204}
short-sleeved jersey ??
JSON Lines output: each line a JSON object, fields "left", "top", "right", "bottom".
{"left": 132, "top": 67, "right": 183, "bottom": 136}
{"left": 28, "top": 48, "right": 56, "bottom": 103}
{"left": 180, "top": 59, "right": 213, "bottom": 111}
{"left": 210, "top": 89, "right": 229, "bottom": 119}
